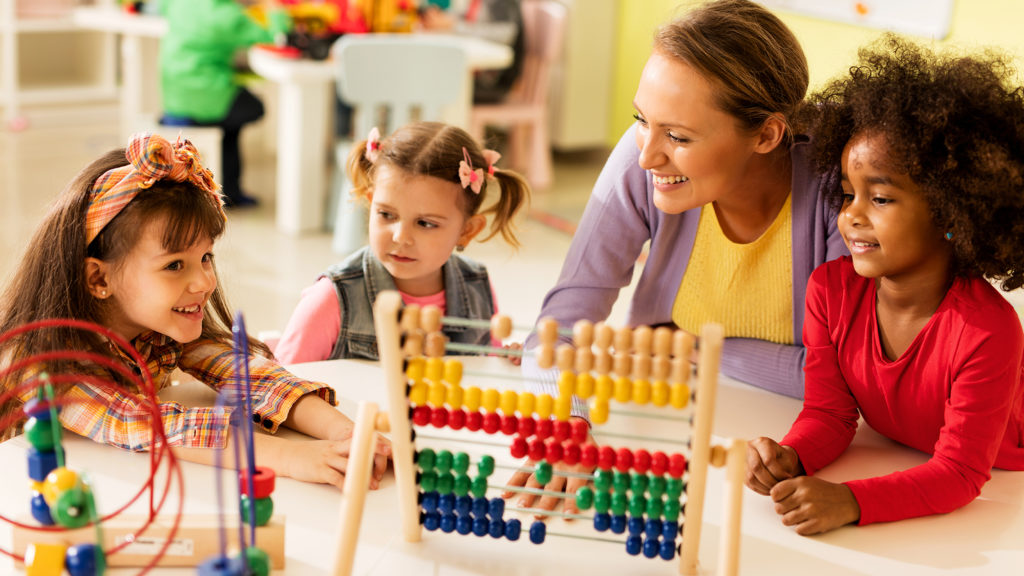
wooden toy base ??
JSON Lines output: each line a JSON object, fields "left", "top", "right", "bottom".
{"left": 12, "top": 514, "right": 285, "bottom": 568}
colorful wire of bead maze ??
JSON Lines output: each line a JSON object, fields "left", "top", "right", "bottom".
{"left": 1, "top": 315, "right": 284, "bottom": 575}
{"left": 332, "top": 291, "right": 747, "bottom": 576}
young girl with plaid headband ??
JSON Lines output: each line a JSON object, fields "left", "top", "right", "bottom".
{"left": 0, "top": 133, "right": 390, "bottom": 489}
{"left": 275, "top": 121, "right": 531, "bottom": 363}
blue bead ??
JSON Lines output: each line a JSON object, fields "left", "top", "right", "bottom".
{"left": 488, "top": 519, "right": 505, "bottom": 538}
{"left": 423, "top": 511, "right": 441, "bottom": 531}
{"left": 528, "top": 520, "right": 546, "bottom": 544}
{"left": 65, "top": 543, "right": 102, "bottom": 576}
{"left": 626, "top": 535, "right": 642, "bottom": 556}
{"left": 643, "top": 536, "right": 660, "bottom": 559}
{"left": 645, "top": 518, "right": 663, "bottom": 540}
{"left": 610, "top": 514, "right": 626, "bottom": 534}
{"left": 592, "top": 512, "right": 611, "bottom": 532}
{"left": 488, "top": 497, "right": 505, "bottom": 520}
{"left": 197, "top": 555, "right": 244, "bottom": 576}
{"left": 440, "top": 513, "right": 457, "bottom": 533}
{"left": 421, "top": 492, "right": 439, "bottom": 513}
{"left": 438, "top": 493, "right": 456, "bottom": 514}
{"left": 456, "top": 515, "right": 473, "bottom": 535}
{"left": 472, "top": 497, "right": 489, "bottom": 519}
{"left": 505, "top": 518, "right": 521, "bottom": 541}
{"left": 27, "top": 447, "right": 58, "bottom": 482}
{"left": 455, "top": 495, "right": 473, "bottom": 516}
{"left": 30, "top": 492, "right": 54, "bottom": 525}
{"left": 472, "top": 517, "right": 489, "bottom": 537}
{"left": 662, "top": 521, "right": 678, "bottom": 541}
{"left": 659, "top": 539, "right": 677, "bottom": 560}
{"left": 627, "top": 516, "right": 644, "bottom": 535}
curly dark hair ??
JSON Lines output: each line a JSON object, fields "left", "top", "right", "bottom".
{"left": 794, "top": 34, "right": 1024, "bottom": 290}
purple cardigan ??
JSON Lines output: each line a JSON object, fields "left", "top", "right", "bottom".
{"left": 526, "top": 124, "right": 848, "bottom": 398}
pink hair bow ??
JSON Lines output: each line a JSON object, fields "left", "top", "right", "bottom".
{"left": 459, "top": 147, "right": 484, "bottom": 194}
{"left": 482, "top": 149, "right": 501, "bottom": 176}
{"left": 366, "top": 126, "right": 381, "bottom": 162}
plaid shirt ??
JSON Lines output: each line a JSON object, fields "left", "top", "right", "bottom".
{"left": 56, "top": 331, "right": 336, "bottom": 451}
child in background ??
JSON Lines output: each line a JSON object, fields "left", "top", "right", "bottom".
{"left": 0, "top": 134, "right": 390, "bottom": 489}
{"left": 746, "top": 36, "right": 1024, "bottom": 534}
{"left": 275, "top": 122, "right": 530, "bottom": 363}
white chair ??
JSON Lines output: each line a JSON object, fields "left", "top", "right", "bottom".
{"left": 469, "top": 0, "right": 567, "bottom": 190}
{"left": 330, "top": 35, "right": 467, "bottom": 255}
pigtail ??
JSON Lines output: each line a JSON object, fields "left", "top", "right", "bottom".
{"left": 345, "top": 138, "right": 377, "bottom": 204}
{"left": 476, "top": 168, "right": 531, "bottom": 248}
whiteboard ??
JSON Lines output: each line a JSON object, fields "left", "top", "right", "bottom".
{"left": 758, "top": 0, "right": 955, "bottom": 39}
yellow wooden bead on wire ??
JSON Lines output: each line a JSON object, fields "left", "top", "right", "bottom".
{"left": 554, "top": 396, "right": 572, "bottom": 422}
{"left": 517, "top": 391, "right": 536, "bottom": 417}
{"left": 536, "top": 393, "right": 554, "bottom": 420}
{"left": 557, "top": 371, "right": 576, "bottom": 398}
{"left": 465, "top": 387, "right": 483, "bottom": 412}
{"left": 425, "top": 357, "right": 444, "bottom": 383}
{"left": 482, "top": 388, "right": 501, "bottom": 414}
{"left": 405, "top": 357, "right": 426, "bottom": 384}
{"left": 409, "top": 381, "right": 428, "bottom": 406}
{"left": 595, "top": 374, "right": 614, "bottom": 402}
{"left": 632, "top": 379, "right": 651, "bottom": 405}
{"left": 444, "top": 359, "right": 463, "bottom": 386}
{"left": 590, "top": 398, "right": 610, "bottom": 425}
{"left": 428, "top": 381, "right": 447, "bottom": 408}
{"left": 576, "top": 372, "right": 595, "bottom": 400}
{"left": 500, "top": 389, "right": 518, "bottom": 415}
{"left": 651, "top": 380, "right": 670, "bottom": 407}
{"left": 613, "top": 376, "right": 632, "bottom": 404}
{"left": 670, "top": 382, "right": 690, "bottom": 409}
{"left": 446, "top": 384, "right": 464, "bottom": 409}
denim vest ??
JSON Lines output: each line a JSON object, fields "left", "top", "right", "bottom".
{"left": 323, "top": 247, "right": 496, "bottom": 360}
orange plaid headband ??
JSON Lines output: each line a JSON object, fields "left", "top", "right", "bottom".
{"left": 85, "top": 133, "right": 225, "bottom": 245}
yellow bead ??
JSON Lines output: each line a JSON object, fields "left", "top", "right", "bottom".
{"left": 482, "top": 388, "right": 501, "bottom": 414}
{"left": 590, "top": 398, "right": 610, "bottom": 425}
{"left": 557, "top": 371, "right": 576, "bottom": 398}
{"left": 30, "top": 480, "right": 44, "bottom": 493}
{"left": 613, "top": 377, "right": 632, "bottom": 404}
{"left": 576, "top": 372, "right": 595, "bottom": 399}
{"left": 42, "top": 468, "right": 79, "bottom": 507}
{"left": 554, "top": 396, "right": 572, "bottom": 422}
{"left": 670, "top": 382, "right": 690, "bottom": 409}
{"left": 632, "top": 379, "right": 651, "bottom": 405}
{"left": 595, "top": 374, "right": 614, "bottom": 402}
{"left": 405, "top": 357, "right": 425, "bottom": 384}
{"left": 651, "top": 380, "right": 670, "bottom": 407}
{"left": 536, "top": 394, "right": 554, "bottom": 420}
{"left": 517, "top": 392, "right": 536, "bottom": 417}
{"left": 428, "top": 381, "right": 447, "bottom": 408}
{"left": 409, "top": 381, "right": 428, "bottom": 406}
{"left": 425, "top": 357, "right": 444, "bottom": 382}
{"left": 465, "top": 387, "right": 483, "bottom": 412}
{"left": 500, "top": 390, "right": 518, "bottom": 415}
{"left": 446, "top": 384, "right": 464, "bottom": 408}
{"left": 25, "top": 542, "right": 67, "bottom": 576}
{"left": 444, "top": 359, "right": 463, "bottom": 386}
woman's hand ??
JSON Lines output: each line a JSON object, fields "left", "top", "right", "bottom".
{"left": 746, "top": 436, "right": 802, "bottom": 495}
{"left": 770, "top": 476, "right": 860, "bottom": 535}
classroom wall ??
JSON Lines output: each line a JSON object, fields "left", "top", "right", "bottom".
{"left": 607, "top": 0, "right": 1024, "bottom": 146}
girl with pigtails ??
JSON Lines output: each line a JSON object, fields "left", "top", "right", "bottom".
{"left": 275, "top": 122, "right": 532, "bottom": 363}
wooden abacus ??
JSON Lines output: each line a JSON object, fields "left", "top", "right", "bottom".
{"left": 333, "top": 291, "right": 747, "bottom": 576}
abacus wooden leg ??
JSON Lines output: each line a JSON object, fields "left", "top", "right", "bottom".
{"left": 332, "top": 401, "right": 381, "bottom": 576}
{"left": 717, "top": 438, "right": 747, "bottom": 576}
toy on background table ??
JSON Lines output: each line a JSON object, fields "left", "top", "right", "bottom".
{"left": 1, "top": 315, "right": 283, "bottom": 575}
{"left": 332, "top": 290, "right": 747, "bottom": 576}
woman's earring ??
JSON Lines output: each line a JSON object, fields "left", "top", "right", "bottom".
{"left": 99, "top": 290, "right": 107, "bottom": 297}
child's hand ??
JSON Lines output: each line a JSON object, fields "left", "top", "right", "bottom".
{"left": 502, "top": 456, "right": 593, "bottom": 519}
{"left": 746, "top": 436, "right": 802, "bottom": 494}
{"left": 503, "top": 342, "right": 523, "bottom": 366}
{"left": 769, "top": 476, "right": 860, "bottom": 535}
{"left": 278, "top": 438, "right": 355, "bottom": 489}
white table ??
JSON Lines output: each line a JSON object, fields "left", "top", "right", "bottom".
{"left": 4, "top": 357, "right": 1020, "bottom": 575}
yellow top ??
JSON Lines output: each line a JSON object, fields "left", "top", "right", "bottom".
{"left": 672, "top": 196, "right": 794, "bottom": 345}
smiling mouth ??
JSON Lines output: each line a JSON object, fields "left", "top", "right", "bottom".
{"left": 390, "top": 254, "right": 415, "bottom": 263}
{"left": 652, "top": 174, "right": 690, "bottom": 185}
{"left": 172, "top": 304, "right": 202, "bottom": 314}
{"left": 850, "top": 241, "right": 879, "bottom": 248}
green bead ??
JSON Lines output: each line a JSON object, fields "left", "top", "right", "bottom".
{"left": 477, "top": 454, "right": 495, "bottom": 478}
{"left": 610, "top": 492, "right": 627, "bottom": 516}
{"left": 666, "top": 477, "right": 684, "bottom": 499}
{"left": 630, "top": 472, "right": 649, "bottom": 495}
{"left": 575, "top": 486, "right": 594, "bottom": 510}
{"left": 435, "top": 450, "right": 453, "bottom": 474}
{"left": 452, "top": 452, "right": 470, "bottom": 474}
{"left": 593, "top": 490, "right": 611, "bottom": 513}
{"left": 453, "top": 474, "right": 471, "bottom": 496}
{"left": 628, "top": 493, "right": 646, "bottom": 518}
{"left": 664, "top": 498, "right": 681, "bottom": 522}
{"left": 612, "top": 471, "right": 630, "bottom": 494}
{"left": 24, "top": 417, "right": 59, "bottom": 452}
{"left": 436, "top": 472, "right": 455, "bottom": 494}
{"left": 417, "top": 448, "right": 436, "bottom": 472}
{"left": 238, "top": 546, "right": 271, "bottom": 576}
{"left": 241, "top": 495, "right": 274, "bottom": 526}
{"left": 646, "top": 495, "right": 664, "bottom": 519}
{"left": 593, "top": 469, "right": 612, "bottom": 492}
{"left": 419, "top": 471, "right": 438, "bottom": 492}
{"left": 53, "top": 488, "right": 90, "bottom": 529}
{"left": 648, "top": 475, "right": 666, "bottom": 498}
{"left": 470, "top": 475, "right": 488, "bottom": 498}
{"left": 534, "top": 461, "right": 553, "bottom": 486}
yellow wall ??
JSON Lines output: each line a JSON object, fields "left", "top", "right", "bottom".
{"left": 608, "top": 0, "right": 1024, "bottom": 146}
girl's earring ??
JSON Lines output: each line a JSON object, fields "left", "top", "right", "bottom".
{"left": 99, "top": 290, "right": 107, "bottom": 297}
{"left": 456, "top": 245, "right": 465, "bottom": 253}
{"left": 944, "top": 232, "right": 953, "bottom": 240}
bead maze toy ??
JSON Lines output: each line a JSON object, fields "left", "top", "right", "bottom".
{"left": 1, "top": 315, "right": 284, "bottom": 575}
{"left": 333, "top": 290, "right": 747, "bottom": 575}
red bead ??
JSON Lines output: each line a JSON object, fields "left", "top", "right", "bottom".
{"left": 651, "top": 451, "right": 669, "bottom": 476}
{"left": 448, "top": 409, "right": 466, "bottom": 430}
{"left": 482, "top": 412, "right": 501, "bottom": 434}
{"left": 553, "top": 420, "right": 571, "bottom": 442}
{"left": 615, "top": 447, "right": 634, "bottom": 473}
{"left": 466, "top": 411, "right": 483, "bottom": 431}
{"left": 430, "top": 407, "right": 449, "bottom": 428}
{"left": 597, "top": 445, "right": 616, "bottom": 470}
{"left": 500, "top": 414, "right": 519, "bottom": 436}
{"left": 633, "top": 449, "right": 652, "bottom": 474}
{"left": 570, "top": 419, "right": 589, "bottom": 444}
{"left": 517, "top": 416, "right": 536, "bottom": 438}
{"left": 563, "top": 442, "right": 581, "bottom": 466}
{"left": 580, "top": 443, "right": 599, "bottom": 468}
{"left": 668, "top": 453, "right": 687, "bottom": 478}
{"left": 412, "top": 405, "right": 431, "bottom": 426}
{"left": 535, "top": 418, "right": 553, "bottom": 440}
{"left": 510, "top": 436, "right": 528, "bottom": 458}
{"left": 239, "top": 466, "right": 276, "bottom": 499}
{"left": 544, "top": 438, "right": 564, "bottom": 464}
{"left": 528, "top": 437, "right": 546, "bottom": 462}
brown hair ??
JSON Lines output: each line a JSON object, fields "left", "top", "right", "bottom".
{"left": 346, "top": 121, "right": 530, "bottom": 247}
{"left": 654, "top": 0, "right": 808, "bottom": 146}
